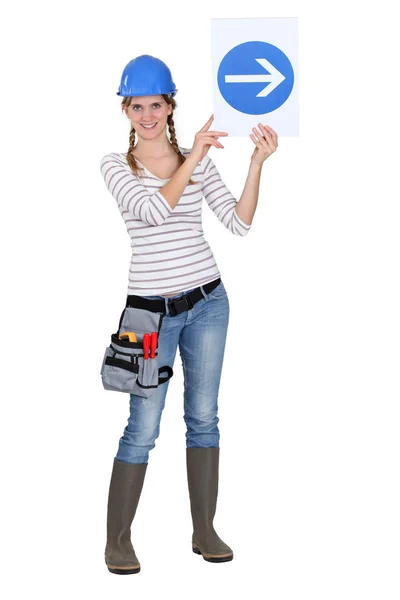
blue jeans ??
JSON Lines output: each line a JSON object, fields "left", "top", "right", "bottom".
{"left": 115, "top": 280, "right": 230, "bottom": 464}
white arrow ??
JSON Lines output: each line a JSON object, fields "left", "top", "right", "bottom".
{"left": 225, "top": 58, "right": 285, "bottom": 97}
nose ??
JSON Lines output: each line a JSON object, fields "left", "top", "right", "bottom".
{"left": 142, "top": 107, "right": 155, "bottom": 120}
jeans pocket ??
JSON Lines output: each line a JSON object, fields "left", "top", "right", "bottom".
{"left": 207, "top": 280, "right": 227, "bottom": 300}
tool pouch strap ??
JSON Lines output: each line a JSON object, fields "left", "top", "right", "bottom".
{"left": 158, "top": 365, "right": 173, "bottom": 385}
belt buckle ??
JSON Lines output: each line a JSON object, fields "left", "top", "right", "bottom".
{"left": 168, "top": 293, "right": 193, "bottom": 316}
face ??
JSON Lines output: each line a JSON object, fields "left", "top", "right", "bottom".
{"left": 124, "top": 95, "right": 172, "bottom": 137}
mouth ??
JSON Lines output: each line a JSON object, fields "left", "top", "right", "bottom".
{"left": 140, "top": 122, "right": 158, "bottom": 130}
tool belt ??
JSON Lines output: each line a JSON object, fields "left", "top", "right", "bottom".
{"left": 100, "top": 278, "right": 221, "bottom": 398}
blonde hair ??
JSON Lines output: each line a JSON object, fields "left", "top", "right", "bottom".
{"left": 121, "top": 94, "right": 195, "bottom": 185}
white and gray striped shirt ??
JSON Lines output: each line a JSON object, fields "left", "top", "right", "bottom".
{"left": 100, "top": 147, "right": 251, "bottom": 296}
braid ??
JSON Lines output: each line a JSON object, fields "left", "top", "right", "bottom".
{"left": 121, "top": 100, "right": 144, "bottom": 178}
{"left": 125, "top": 125, "right": 146, "bottom": 178}
{"left": 128, "top": 126, "right": 135, "bottom": 154}
{"left": 168, "top": 114, "right": 195, "bottom": 185}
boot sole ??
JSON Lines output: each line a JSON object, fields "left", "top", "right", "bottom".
{"left": 106, "top": 558, "right": 140, "bottom": 574}
{"left": 192, "top": 544, "right": 233, "bottom": 563}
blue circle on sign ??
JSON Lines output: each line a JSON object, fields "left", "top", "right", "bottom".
{"left": 217, "top": 41, "right": 294, "bottom": 115}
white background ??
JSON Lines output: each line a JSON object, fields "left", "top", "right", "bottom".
{"left": 1, "top": 0, "right": 399, "bottom": 598}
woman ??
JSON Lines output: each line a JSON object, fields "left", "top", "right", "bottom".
{"left": 100, "top": 54, "right": 278, "bottom": 575}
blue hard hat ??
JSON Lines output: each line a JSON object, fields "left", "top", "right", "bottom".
{"left": 116, "top": 54, "right": 178, "bottom": 97}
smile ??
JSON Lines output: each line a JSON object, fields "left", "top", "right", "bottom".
{"left": 141, "top": 123, "right": 158, "bottom": 129}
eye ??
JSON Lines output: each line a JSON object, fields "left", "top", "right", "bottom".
{"left": 132, "top": 103, "right": 161, "bottom": 111}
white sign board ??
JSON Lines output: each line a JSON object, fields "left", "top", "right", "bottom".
{"left": 211, "top": 17, "right": 299, "bottom": 137}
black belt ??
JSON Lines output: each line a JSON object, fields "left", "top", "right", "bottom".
{"left": 126, "top": 278, "right": 221, "bottom": 316}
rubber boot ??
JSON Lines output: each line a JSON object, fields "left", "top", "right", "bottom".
{"left": 186, "top": 447, "right": 233, "bottom": 562}
{"left": 104, "top": 458, "right": 147, "bottom": 574}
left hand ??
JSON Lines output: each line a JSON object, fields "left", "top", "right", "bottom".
{"left": 250, "top": 123, "right": 278, "bottom": 166}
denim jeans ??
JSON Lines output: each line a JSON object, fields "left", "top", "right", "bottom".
{"left": 115, "top": 280, "right": 230, "bottom": 464}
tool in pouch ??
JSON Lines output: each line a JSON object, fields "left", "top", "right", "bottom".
{"left": 100, "top": 306, "right": 173, "bottom": 398}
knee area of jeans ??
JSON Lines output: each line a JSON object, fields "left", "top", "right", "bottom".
{"left": 184, "top": 411, "right": 219, "bottom": 425}
{"left": 118, "top": 434, "right": 157, "bottom": 456}
{"left": 186, "top": 434, "right": 220, "bottom": 447}
{"left": 184, "top": 430, "right": 219, "bottom": 450}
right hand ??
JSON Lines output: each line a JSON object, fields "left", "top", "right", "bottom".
{"left": 189, "top": 115, "right": 228, "bottom": 162}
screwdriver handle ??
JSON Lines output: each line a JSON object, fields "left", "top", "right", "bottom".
{"left": 150, "top": 332, "right": 158, "bottom": 358}
{"left": 143, "top": 333, "right": 150, "bottom": 359}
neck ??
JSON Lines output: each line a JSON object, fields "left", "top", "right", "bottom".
{"left": 133, "top": 132, "right": 175, "bottom": 158}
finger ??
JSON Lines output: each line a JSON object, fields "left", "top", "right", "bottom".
{"left": 198, "top": 131, "right": 228, "bottom": 136}
{"left": 203, "top": 137, "right": 224, "bottom": 148}
{"left": 257, "top": 125, "right": 275, "bottom": 149}
{"left": 201, "top": 135, "right": 221, "bottom": 142}
{"left": 258, "top": 123, "right": 272, "bottom": 138}
{"left": 200, "top": 115, "right": 214, "bottom": 132}
{"left": 204, "top": 142, "right": 223, "bottom": 150}
{"left": 263, "top": 124, "right": 277, "bottom": 136}
{"left": 209, "top": 140, "right": 223, "bottom": 148}
{"left": 208, "top": 138, "right": 223, "bottom": 148}
{"left": 252, "top": 127, "right": 268, "bottom": 146}
{"left": 263, "top": 125, "right": 278, "bottom": 146}
{"left": 250, "top": 134, "right": 262, "bottom": 148}
{"left": 264, "top": 126, "right": 278, "bottom": 147}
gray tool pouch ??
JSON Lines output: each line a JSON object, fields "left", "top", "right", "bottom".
{"left": 100, "top": 307, "right": 173, "bottom": 398}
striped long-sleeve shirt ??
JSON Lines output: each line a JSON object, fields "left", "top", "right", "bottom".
{"left": 100, "top": 146, "right": 251, "bottom": 296}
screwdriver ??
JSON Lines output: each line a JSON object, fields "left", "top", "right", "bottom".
{"left": 150, "top": 332, "right": 158, "bottom": 358}
{"left": 143, "top": 333, "right": 150, "bottom": 359}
